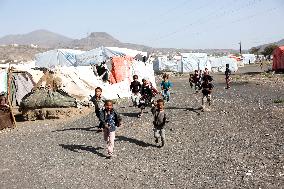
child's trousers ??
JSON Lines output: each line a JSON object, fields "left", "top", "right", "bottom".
{"left": 154, "top": 128, "right": 165, "bottom": 141}
{"left": 131, "top": 93, "right": 141, "bottom": 106}
{"left": 202, "top": 94, "right": 211, "bottom": 107}
{"left": 162, "top": 90, "right": 170, "bottom": 101}
{"left": 103, "top": 128, "right": 115, "bottom": 155}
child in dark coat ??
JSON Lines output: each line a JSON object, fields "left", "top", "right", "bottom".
{"left": 90, "top": 87, "right": 106, "bottom": 130}
{"left": 99, "top": 100, "right": 121, "bottom": 157}
{"left": 151, "top": 99, "right": 167, "bottom": 147}
{"left": 138, "top": 78, "right": 154, "bottom": 118}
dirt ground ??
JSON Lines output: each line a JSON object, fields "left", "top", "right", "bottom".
{"left": 0, "top": 64, "right": 283, "bottom": 188}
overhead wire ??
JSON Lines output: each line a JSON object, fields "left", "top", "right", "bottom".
{"left": 147, "top": 0, "right": 263, "bottom": 43}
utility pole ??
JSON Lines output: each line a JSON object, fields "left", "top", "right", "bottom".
{"left": 239, "top": 41, "right": 242, "bottom": 55}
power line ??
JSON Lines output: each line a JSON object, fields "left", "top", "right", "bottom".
{"left": 148, "top": 0, "right": 262, "bottom": 43}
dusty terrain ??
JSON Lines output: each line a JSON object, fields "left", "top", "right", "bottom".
{"left": 0, "top": 64, "right": 283, "bottom": 188}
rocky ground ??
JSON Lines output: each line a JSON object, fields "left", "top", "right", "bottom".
{"left": 0, "top": 65, "right": 283, "bottom": 188}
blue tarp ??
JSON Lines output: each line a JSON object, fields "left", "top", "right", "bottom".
{"left": 76, "top": 47, "right": 125, "bottom": 66}
{"left": 35, "top": 49, "right": 84, "bottom": 68}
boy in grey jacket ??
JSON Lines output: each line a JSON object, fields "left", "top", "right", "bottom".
{"left": 151, "top": 99, "right": 167, "bottom": 147}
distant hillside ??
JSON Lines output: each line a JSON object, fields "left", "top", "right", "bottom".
{"left": 69, "top": 32, "right": 152, "bottom": 51}
{"left": 254, "top": 38, "right": 284, "bottom": 51}
{"left": 0, "top": 30, "right": 73, "bottom": 48}
{"left": 0, "top": 29, "right": 243, "bottom": 61}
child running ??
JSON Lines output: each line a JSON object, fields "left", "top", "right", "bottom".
{"left": 225, "top": 64, "right": 231, "bottom": 89}
{"left": 137, "top": 78, "right": 154, "bottom": 118}
{"left": 90, "top": 87, "right": 106, "bottom": 131}
{"left": 193, "top": 70, "right": 201, "bottom": 93}
{"left": 160, "top": 74, "right": 172, "bottom": 102}
{"left": 200, "top": 77, "right": 214, "bottom": 111}
{"left": 130, "top": 75, "right": 142, "bottom": 107}
{"left": 151, "top": 99, "right": 167, "bottom": 147}
{"left": 99, "top": 100, "right": 122, "bottom": 158}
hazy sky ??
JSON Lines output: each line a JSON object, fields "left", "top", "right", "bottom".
{"left": 0, "top": 0, "right": 283, "bottom": 49}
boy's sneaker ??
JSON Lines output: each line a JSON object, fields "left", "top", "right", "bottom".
{"left": 155, "top": 138, "right": 159, "bottom": 143}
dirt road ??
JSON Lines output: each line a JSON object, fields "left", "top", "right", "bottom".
{"left": 0, "top": 65, "right": 283, "bottom": 188}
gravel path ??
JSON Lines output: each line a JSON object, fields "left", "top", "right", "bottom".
{"left": 0, "top": 67, "right": 283, "bottom": 188}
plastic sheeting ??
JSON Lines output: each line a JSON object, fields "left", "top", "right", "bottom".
{"left": 0, "top": 70, "right": 7, "bottom": 93}
{"left": 272, "top": 46, "right": 284, "bottom": 71}
{"left": 106, "top": 47, "right": 147, "bottom": 58}
{"left": 154, "top": 53, "right": 211, "bottom": 73}
{"left": 76, "top": 47, "right": 125, "bottom": 66}
{"left": 131, "top": 60, "right": 156, "bottom": 88}
{"left": 209, "top": 56, "right": 238, "bottom": 72}
{"left": 181, "top": 53, "right": 211, "bottom": 72}
{"left": 35, "top": 49, "right": 84, "bottom": 68}
{"left": 153, "top": 56, "right": 180, "bottom": 72}
{"left": 110, "top": 56, "right": 133, "bottom": 84}
{"left": 11, "top": 72, "right": 35, "bottom": 106}
{"left": 242, "top": 54, "right": 256, "bottom": 64}
{"left": 53, "top": 66, "right": 133, "bottom": 101}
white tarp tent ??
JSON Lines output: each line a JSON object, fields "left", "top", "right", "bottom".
{"left": 0, "top": 69, "right": 7, "bottom": 93}
{"left": 35, "top": 49, "right": 84, "bottom": 68}
{"left": 131, "top": 60, "right": 156, "bottom": 88}
{"left": 76, "top": 47, "right": 125, "bottom": 66}
{"left": 53, "top": 65, "right": 134, "bottom": 101}
{"left": 242, "top": 54, "right": 256, "bottom": 64}
{"left": 181, "top": 53, "right": 211, "bottom": 72}
{"left": 209, "top": 56, "right": 238, "bottom": 72}
{"left": 153, "top": 56, "right": 180, "bottom": 72}
{"left": 106, "top": 47, "right": 147, "bottom": 58}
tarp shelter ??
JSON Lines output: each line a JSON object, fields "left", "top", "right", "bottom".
{"left": 9, "top": 71, "right": 36, "bottom": 106}
{"left": 76, "top": 47, "right": 125, "bottom": 66}
{"left": 0, "top": 69, "right": 8, "bottom": 93}
{"left": 106, "top": 47, "right": 147, "bottom": 58}
{"left": 181, "top": 53, "right": 211, "bottom": 72}
{"left": 110, "top": 56, "right": 133, "bottom": 84}
{"left": 242, "top": 54, "right": 256, "bottom": 64}
{"left": 153, "top": 56, "right": 180, "bottom": 72}
{"left": 35, "top": 49, "right": 84, "bottom": 68}
{"left": 272, "top": 46, "right": 284, "bottom": 71}
{"left": 209, "top": 56, "right": 238, "bottom": 72}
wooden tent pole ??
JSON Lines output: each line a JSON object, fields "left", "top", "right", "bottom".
{"left": 7, "top": 66, "right": 16, "bottom": 128}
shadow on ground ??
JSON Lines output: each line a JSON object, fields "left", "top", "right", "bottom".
{"left": 116, "top": 136, "right": 157, "bottom": 148}
{"left": 166, "top": 106, "right": 202, "bottom": 115}
{"left": 59, "top": 144, "right": 106, "bottom": 157}
{"left": 53, "top": 126, "right": 100, "bottom": 132}
{"left": 120, "top": 112, "right": 139, "bottom": 118}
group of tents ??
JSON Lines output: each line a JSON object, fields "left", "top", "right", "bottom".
{"left": 0, "top": 46, "right": 154, "bottom": 105}
{"left": 153, "top": 46, "right": 284, "bottom": 73}
{"left": 152, "top": 53, "right": 258, "bottom": 73}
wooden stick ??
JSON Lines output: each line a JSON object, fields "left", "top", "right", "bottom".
{"left": 7, "top": 67, "right": 16, "bottom": 128}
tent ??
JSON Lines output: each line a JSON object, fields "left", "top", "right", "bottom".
{"left": 106, "top": 47, "right": 147, "bottom": 58}
{"left": 35, "top": 49, "right": 84, "bottom": 68}
{"left": 242, "top": 54, "right": 256, "bottom": 64}
{"left": 76, "top": 47, "right": 125, "bottom": 66}
{"left": 131, "top": 60, "right": 156, "bottom": 88}
{"left": 181, "top": 53, "right": 211, "bottom": 72}
{"left": 0, "top": 69, "right": 8, "bottom": 94}
{"left": 209, "top": 56, "right": 238, "bottom": 72}
{"left": 272, "top": 46, "right": 284, "bottom": 71}
{"left": 153, "top": 56, "right": 180, "bottom": 72}
{"left": 9, "top": 71, "right": 36, "bottom": 106}
{"left": 110, "top": 56, "right": 133, "bottom": 84}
